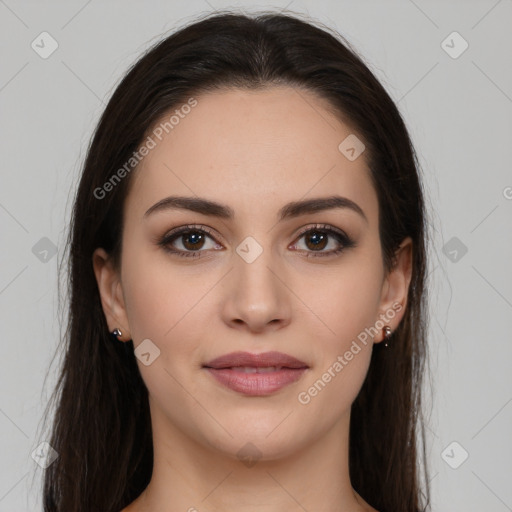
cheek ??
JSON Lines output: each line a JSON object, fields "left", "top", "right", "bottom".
{"left": 309, "top": 256, "right": 384, "bottom": 346}
{"left": 296, "top": 279, "right": 379, "bottom": 422}
{"left": 294, "top": 255, "right": 383, "bottom": 416}
{"left": 120, "top": 251, "right": 210, "bottom": 407}
{"left": 121, "top": 243, "right": 202, "bottom": 340}
{"left": 121, "top": 249, "right": 217, "bottom": 389}
{"left": 296, "top": 342, "right": 372, "bottom": 439}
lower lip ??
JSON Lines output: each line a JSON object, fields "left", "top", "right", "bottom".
{"left": 204, "top": 367, "right": 308, "bottom": 396}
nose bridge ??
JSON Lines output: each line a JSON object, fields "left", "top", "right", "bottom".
{"left": 222, "top": 234, "right": 292, "bottom": 331}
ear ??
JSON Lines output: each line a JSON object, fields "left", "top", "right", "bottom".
{"left": 374, "top": 236, "right": 413, "bottom": 343}
{"left": 92, "top": 248, "right": 131, "bottom": 341}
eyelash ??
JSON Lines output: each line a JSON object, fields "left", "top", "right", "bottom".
{"left": 157, "top": 223, "right": 356, "bottom": 259}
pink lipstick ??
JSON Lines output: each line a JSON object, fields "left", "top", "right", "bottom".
{"left": 203, "top": 351, "right": 309, "bottom": 396}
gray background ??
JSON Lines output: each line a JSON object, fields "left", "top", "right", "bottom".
{"left": 1, "top": 0, "right": 511, "bottom": 510}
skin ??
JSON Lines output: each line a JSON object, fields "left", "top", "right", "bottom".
{"left": 93, "top": 85, "right": 412, "bottom": 512}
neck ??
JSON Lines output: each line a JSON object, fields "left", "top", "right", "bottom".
{"left": 131, "top": 406, "right": 372, "bottom": 512}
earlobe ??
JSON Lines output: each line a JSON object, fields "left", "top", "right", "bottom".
{"left": 375, "top": 237, "right": 413, "bottom": 343}
{"left": 92, "top": 248, "right": 131, "bottom": 341}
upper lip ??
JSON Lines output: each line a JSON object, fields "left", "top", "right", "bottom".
{"left": 203, "top": 351, "right": 309, "bottom": 369}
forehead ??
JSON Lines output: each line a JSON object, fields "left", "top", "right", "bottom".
{"left": 125, "top": 86, "right": 378, "bottom": 224}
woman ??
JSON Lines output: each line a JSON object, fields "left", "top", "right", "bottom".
{"left": 39, "top": 9, "right": 431, "bottom": 512}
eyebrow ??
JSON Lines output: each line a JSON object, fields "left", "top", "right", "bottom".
{"left": 144, "top": 195, "right": 368, "bottom": 224}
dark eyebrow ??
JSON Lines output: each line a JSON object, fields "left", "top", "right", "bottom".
{"left": 144, "top": 195, "right": 368, "bottom": 224}
{"left": 279, "top": 195, "right": 368, "bottom": 224}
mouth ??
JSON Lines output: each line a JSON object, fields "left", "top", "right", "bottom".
{"left": 213, "top": 366, "right": 294, "bottom": 373}
{"left": 202, "top": 351, "right": 309, "bottom": 396}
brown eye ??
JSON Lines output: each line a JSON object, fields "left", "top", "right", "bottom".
{"left": 303, "top": 230, "right": 329, "bottom": 251}
{"left": 180, "top": 231, "right": 207, "bottom": 251}
{"left": 292, "top": 224, "right": 356, "bottom": 258}
{"left": 158, "top": 225, "right": 222, "bottom": 258}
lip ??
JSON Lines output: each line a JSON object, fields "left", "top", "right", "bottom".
{"left": 203, "top": 351, "right": 309, "bottom": 396}
{"left": 204, "top": 350, "right": 308, "bottom": 369}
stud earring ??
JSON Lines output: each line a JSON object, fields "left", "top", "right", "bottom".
{"left": 383, "top": 325, "right": 392, "bottom": 347}
{"left": 111, "top": 328, "right": 122, "bottom": 340}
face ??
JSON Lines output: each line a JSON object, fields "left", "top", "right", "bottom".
{"left": 94, "top": 85, "right": 412, "bottom": 462}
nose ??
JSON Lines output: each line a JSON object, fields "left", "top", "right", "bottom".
{"left": 220, "top": 248, "right": 292, "bottom": 334}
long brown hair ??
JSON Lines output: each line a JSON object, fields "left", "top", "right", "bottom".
{"left": 37, "top": 9, "right": 432, "bottom": 511}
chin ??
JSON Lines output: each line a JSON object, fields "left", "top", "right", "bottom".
{"left": 201, "top": 419, "right": 313, "bottom": 463}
